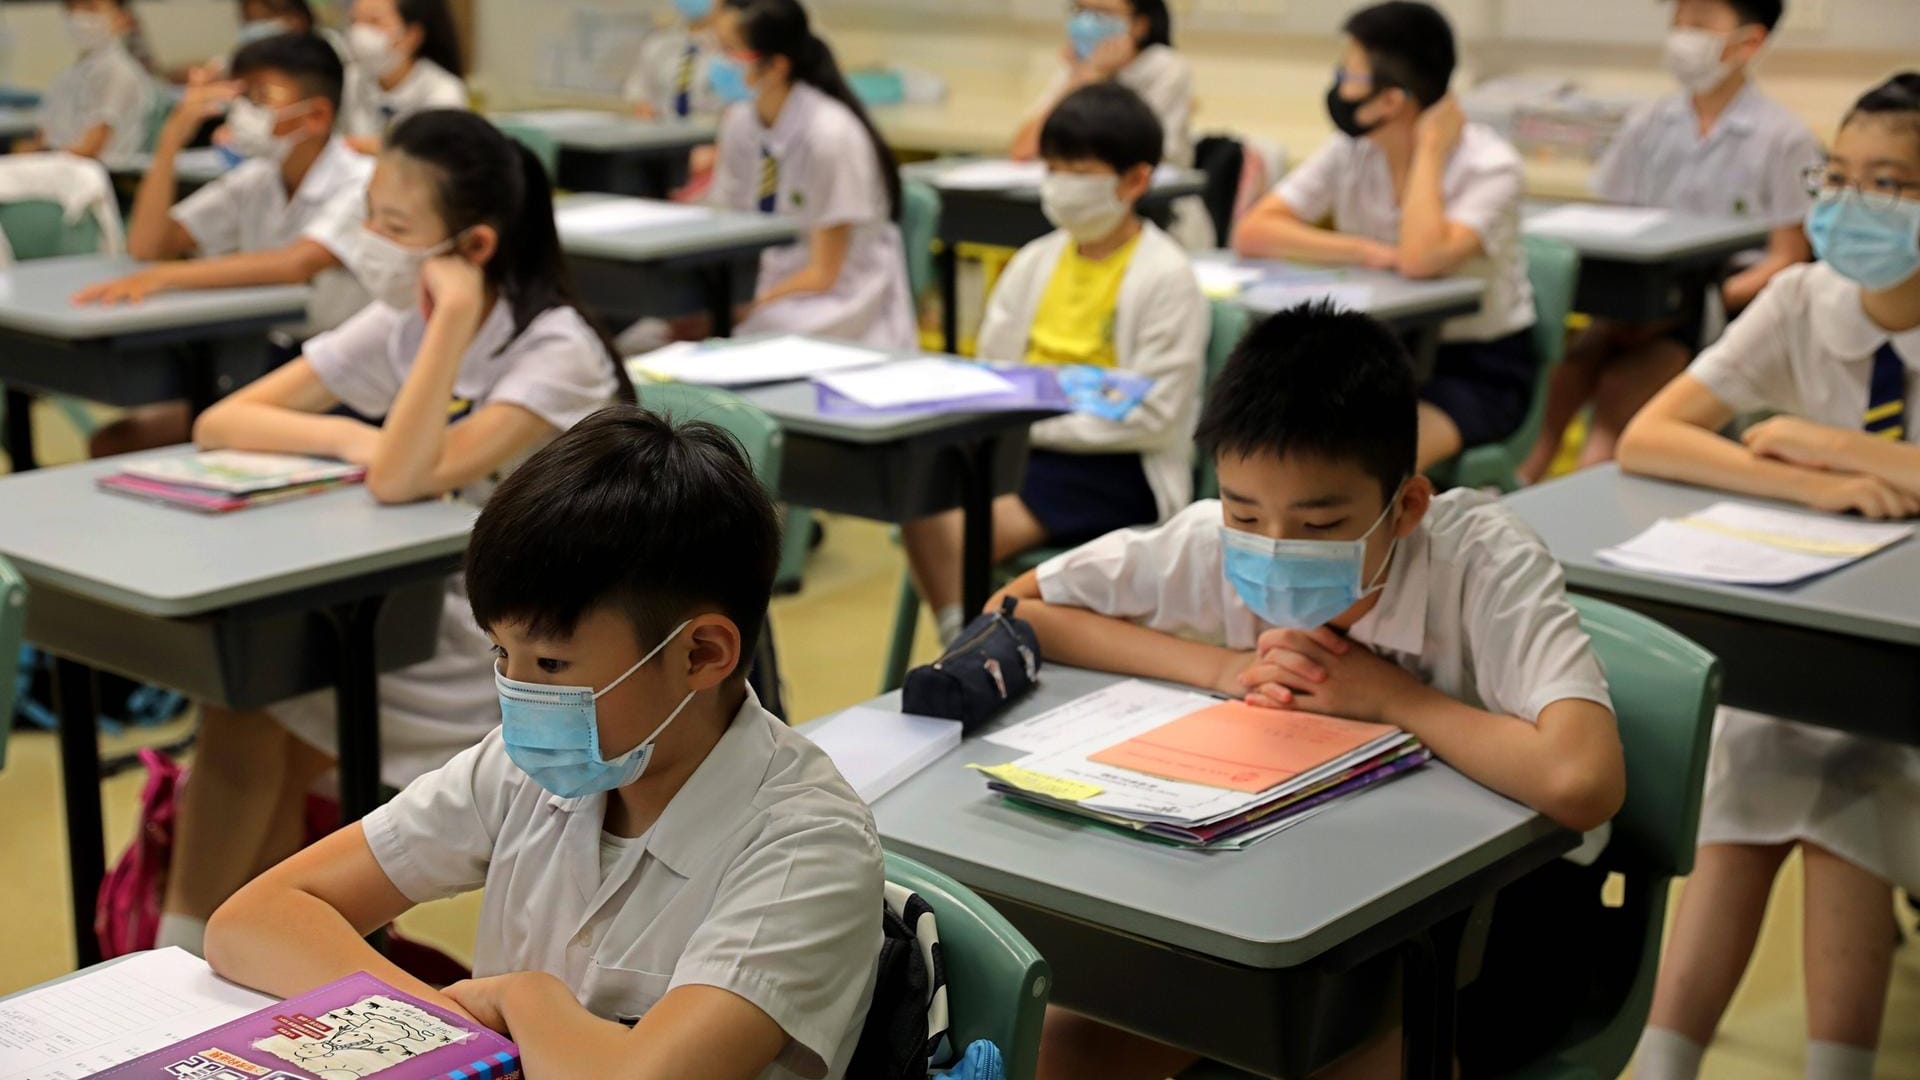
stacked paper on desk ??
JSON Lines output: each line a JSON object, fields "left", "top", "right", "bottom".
{"left": 629, "top": 335, "right": 894, "bottom": 387}
{"left": 812, "top": 360, "right": 1148, "bottom": 420}
{"left": 556, "top": 198, "right": 712, "bottom": 235}
{"left": 1597, "top": 501, "right": 1913, "bottom": 585}
{"left": 98, "top": 451, "right": 364, "bottom": 513}
{"left": 971, "top": 680, "right": 1427, "bottom": 849}
{"left": 800, "top": 706, "right": 962, "bottom": 803}
{"left": 1527, "top": 204, "right": 1672, "bottom": 238}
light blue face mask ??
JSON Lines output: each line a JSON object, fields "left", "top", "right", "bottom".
{"left": 1068, "top": 10, "right": 1130, "bottom": 61}
{"left": 707, "top": 54, "right": 754, "bottom": 105}
{"left": 1806, "top": 190, "right": 1920, "bottom": 291}
{"left": 497, "top": 620, "right": 695, "bottom": 800}
{"left": 236, "top": 18, "right": 293, "bottom": 47}
{"left": 672, "top": 0, "right": 713, "bottom": 20}
{"left": 1220, "top": 492, "right": 1400, "bottom": 631}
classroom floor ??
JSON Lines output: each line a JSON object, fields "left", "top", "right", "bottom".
{"left": 0, "top": 411, "right": 1915, "bottom": 1077}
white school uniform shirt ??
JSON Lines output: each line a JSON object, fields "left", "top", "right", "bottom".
{"left": 978, "top": 222, "right": 1208, "bottom": 521}
{"left": 1274, "top": 124, "right": 1535, "bottom": 344}
{"left": 622, "top": 25, "right": 721, "bottom": 120}
{"left": 1682, "top": 260, "right": 1920, "bottom": 889}
{"left": 1591, "top": 82, "right": 1823, "bottom": 228}
{"left": 1037, "top": 489, "right": 1611, "bottom": 724}
{"left": 36, "top": 40, "right": 154, "bottom": 159}
{"left": 268, "top": 299, "right": 621, "bottom": 789}
{"left": 169, "top": 136, "right": 373, "bottom": 332}
{"left": 713, "top": 83, "right": 915, "bottom": 350}
{"left": 340, "top": 58, "right": 469, "bottom": 141}
{"left": 363, "top": 693, "right": 884, "bottom": 1080}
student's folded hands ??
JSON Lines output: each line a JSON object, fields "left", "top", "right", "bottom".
{"left": 1743, "top": 416, "right": 1920, "bottom": 518}
{"left": 71, "top": 270, "right": 169, "bottom": 305}
{"left": 442, "top": 971, "right": 555, "bottom": 1036}
{"left": 1236, "top": 626, "right": 1426, "bottom": 723}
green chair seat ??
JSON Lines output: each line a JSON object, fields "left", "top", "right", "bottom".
{"left": 492, "top": 120, "right": 560, "bottom": 182}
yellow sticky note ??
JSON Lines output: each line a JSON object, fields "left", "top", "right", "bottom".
{"left": 969, "top": 763, "right": 1104, "bottom": 803}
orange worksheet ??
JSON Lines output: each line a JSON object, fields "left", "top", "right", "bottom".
{"left": 1088, "top": 699, "right": 1399, "bottom": 793}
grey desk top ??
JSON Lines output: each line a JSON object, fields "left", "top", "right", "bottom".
{"left": 0, "top": 254, "right": 310, "bottom": 339}
{"left": 736, "top": 368, "right": 1058, "bottom": 444}
{"left": 492, "top": 110, "right": 717, "bottom": 153}
{"left": 556, "top": 193, "right": 800, "bottom": 263}
{"left": 861, "top": 665, "right": 1566, "bottom": 968}
{"left": 1522, "top": 202, "right": 1770, "bottom": 264}
{"left": 1195, "top": 251, "right": 1487, "bottom": 326}
{"left": 902, "top": 158, "right": 1206, "bottom": 202}
{"left": 0, "top": 104, "right": 38, "bottom": 139}
{"left": 1505, "top": 464, "right": 1920, "bottom": 648}
{"left": 104, "top": 147, "right": 235, "bottom": 185}
{"left": 0, "top": 448, "right": 476, "bottom": 618}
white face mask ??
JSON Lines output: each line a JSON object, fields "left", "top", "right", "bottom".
{"left": 1663, "top": 27, "right": 1735, "bottom": 95}
{"left": 353, "top": 228, "right": 454, "bottom": 310}
{"left": 346, "top": 22, "right": 402, "bottom": 78}
{"left": 66, "top": 11, "right": 117, "bottom": 53}
{"left": 225, "top": 99, "right": 310, "bottom": 164}
{"left": 1039, "top": 171, "right": 1133, "bottom": 244}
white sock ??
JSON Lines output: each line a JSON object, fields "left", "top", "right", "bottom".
{"left": 1806, "top": 1040, "right": 1875, "bottom": 1080}
{"left": 1634, "top": 1027, "right": 1705, "bottom": 1080}
{"left": 155, "top": 913, "right": 208, "bottom": 957}
{"left": 935, "top": 604, "right": 965, "bottom": 647}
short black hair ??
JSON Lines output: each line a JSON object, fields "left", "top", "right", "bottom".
{"left": 466, "top": 405, "right": 782, "bottom": 668}
{"left": 1723, "top": 0, "right": 1784, "bottom": 31}
{"left": 1343, "top": 1, "right": 1456, "bottom": 109}
{"left": 1195, "top": 303, "right": 1417, "bottom": 500}
{"left": 1128, "top": 0, "right": 1173, "bottom": 48}
{"left": 241, "top": 0, "right": 314, "bottom": 25}
{"left": 1039, "top": 82, "right": 1164, "bottom": 173}
{"left": 231, "top": 31, "right": 345, "bottom": 114}
{"left": 1843, "top": 71, "right": 1920, "bottom": 149}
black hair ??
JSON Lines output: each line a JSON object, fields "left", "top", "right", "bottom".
{"left": 231, "top": 32, "right": 345, "bottom": 114}
{"left": 1126, "top": 0, "right": 1172, "bottom": 48}
{"left": 1342, "top": 1, "right": 1456, "bottom": 109}
{"left": 384, "top": 110, "right": 634, "bottom": 403}
{"left": 467, "top": 404, "right": 782, "bottom": 664}
{"left": 1842, "top": 72, "right": 1920, "bottom": 150}
{"left": 1723, "top": 0, "right": 1783, "bottom": 31}
{"left": 725, "top": 0, "right": 901, "bottom": 221}
{"left": 1195, "top": 303, "right": 1417, "bottom": 500}
{"left": 395, "top": 0, "right": 465, "bottom": 79}
{"left": 1039, "top": 82, "right": 1163, "bottom": 173}
{"left": 240, "top": 0, "right": 315, "bottom": 28}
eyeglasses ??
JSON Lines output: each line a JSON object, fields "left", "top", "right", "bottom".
{"left": 1801, "top": 163, "right": 1920, "bottom": 211}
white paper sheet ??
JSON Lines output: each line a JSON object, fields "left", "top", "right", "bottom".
{"left": 1596, "top": 502, "right": 1912, "bottom": 585}
{"left": 631, "top": 335, "right": 892, "bottom": 386}
{"left": 984, "top": 679, "right": 1210, "bottom": 755}
{"left": 1239, "top": 281, "right": 1376, "bottom": 314}
{"left": 1527, "top": 204, "right": 1672, "bottom": 238}
{"left": 1684, "top": 501, "right": 1914, "bottom": 557}
{"left": 501, "top": 108, "right": 622, "bottom": 130}
{"left": 0, "top": 949, "right": 273, "bottom": 1080}
{"left": 800, "top": 706, "right": 962, "bottom": 803}
{"left": 813, "top": 358, "right": 1016, "bottom": 409}
{"left": 557, "top": 198, "right": 712, "bottom": 236}
{"left": 1192, "top": 262, "right": 1266, "bottom": 297}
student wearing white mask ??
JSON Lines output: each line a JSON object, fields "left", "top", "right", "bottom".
{"left": 338, "top": 0, "right": 469, "bottom": 153}
{"left": 1521, "top": 0, "right": 1823, "bottom": 482}
{"left": 902, "top": 84, "right": 1207, "bottom": 647}
{"left": 19, "top": 0, "right": 155, "bottom": 159}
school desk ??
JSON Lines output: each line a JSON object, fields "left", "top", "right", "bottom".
{"left": 556, "top": 193, "right": 800, "bottom": 336}
{"left": 0, "top": 104, "right": 38, "bottom": 145}
{"left": 1522, "top": 202, "right": 1770, "bottom": 324}
{"left": 849, "top": 664, "right": 1575, "bottom": 1080}
{"left": 493, "top": 110, "right": 717, "bottom": 198}
{"left": 0, "top": 448, "right": 475, "bottom": 968}
{"left": 735, "top": 372, "right": 1060, "bottom": 618}
{"left": 902, "top": 159, "right": 1207, "bottom": 354}
{"left": 0, "top": 254, "right": 309, "bottom": 471}
{"left": 1506, "top": 465, "right": 1920, "bottom": 748}
{"left": 103, "top": 147, "right": 234, "bottom": 193}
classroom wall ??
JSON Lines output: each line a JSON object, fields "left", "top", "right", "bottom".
{"left": 1, "top": 0, "right": 237, "bottom": 87}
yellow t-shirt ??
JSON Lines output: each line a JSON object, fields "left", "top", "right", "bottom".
{"left": 1023, "top": 231, "right": 1143, "bottom": 369}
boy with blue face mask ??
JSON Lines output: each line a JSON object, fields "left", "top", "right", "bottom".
{"left": 204, "top": 405, "right": 884, "bottom": 1080}
{"left": 997, "top": 303, "right": 1626, "bottom": 1080}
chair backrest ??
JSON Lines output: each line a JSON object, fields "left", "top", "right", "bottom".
{"left": 1505, "top": 234, "right": 1580, "bottom": 464}
{"left": 0, "top": 200, "right": 103, "bottom": 261}
{"left": 141, "top": 90, "right": 176, "bottom": 154}
{"left": 630, "top": 378, "right": 785, "bottom": 491}
{"left": 0, "top": 556, "right": 28, "bottom": 770}
{"left": 1569, "top": 595, "right": 1720, "bottom": 877}
{"left": 492, "top": 120, "right": 560, "bottom": 182}
{"left": 900, "top": 178, "right": 941, "bottom": 302}
{"left": 1193, "top": 297, "right": 1250, "bottom": 501}
{"left": 884, "top": 851, "right": 1049, "bottom": 1080}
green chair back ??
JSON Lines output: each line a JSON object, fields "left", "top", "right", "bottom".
{"left": 1498, "top": 596, "right": 1720, "bottom": 1080}
{"left": 1429, "top": 234, "right": 1580, "bottom": 493}
{"left": 0, "top": 200, "right": 104, "bottom": 261}
{"left": 884, "top": 851, "right": 1049, "bottom": 1080}
{"left": 901, "top": 179, "right": 941, "bottom": 301}
{"left": 493, "top": 120, "right": 560, "bottom": 182}
{"left": 630, "top": 379, "right": 785, "bottom": 491}
{"left": 0, "top": 557, "right": 28, "bottom": 770}
{"left": 1194, "top": 297, "right": 1250, "bottom": 501}
{"left": 140, "top": 87, "right": 175, "bottom": 153}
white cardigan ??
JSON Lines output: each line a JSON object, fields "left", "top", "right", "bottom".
{"left": 977, "top": 221, "right": 1209, "bottom": 522}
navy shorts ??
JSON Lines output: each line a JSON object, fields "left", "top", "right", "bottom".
{"left": 1019, "top": 450, "right": 1158, "bottom": 548}
{"left": 1420, "top": 328, "right": 1539, "bottom": 450}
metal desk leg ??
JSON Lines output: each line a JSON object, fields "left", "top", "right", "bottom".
{"left": 710, "top": 265, "right": 736, "bottom": 338}
{"left": 1399, "top": 928, "right": 1459, "bottom": 1080}
{"left": 55, "top": 657, "right": 103, "bottom": 967}
{"left": 938, "top": 241, "right": 960, "bottom": 356}
{"left": 959, "top": 438, "right": 998, "bottom": 617}
{"left": 327, "top": 596, "right": 388, "bottom": 825}
{"left": 6, "top": 387, "right": 39, "bottom": 472}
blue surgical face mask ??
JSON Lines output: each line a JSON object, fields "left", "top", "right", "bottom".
{"left": 1221, "top": 490, "right": 1401, "bottom": 630}
{"left": 707, "top": 53, "right": 754, "bottom": 105}
{"left": 1067, "top": 10, "right": 1130, "bottom": 61}
{"left": 236, "top": 18, "right": 293, "bottom": 47}
{"left": 1806, "top": 190, "right": 1920, "bottom": 291}
{"left": 673, "top": 0, "right": 712, "bottom": 20}
{"left": 497, "top": 620, "right": 696, "bottom": 800}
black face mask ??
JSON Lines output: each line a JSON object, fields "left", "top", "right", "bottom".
{"left": 1326, "top": 78, "right": 1389, "bottom": 139}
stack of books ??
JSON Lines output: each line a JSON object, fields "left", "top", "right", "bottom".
{"left": 99, "top": 451, "right": 366, "bottom": 513}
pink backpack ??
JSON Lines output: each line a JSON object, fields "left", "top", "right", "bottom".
{"left": 94, "top": 748, "right": 182, "bottom": 958}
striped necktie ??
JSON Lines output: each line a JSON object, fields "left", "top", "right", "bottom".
{"left": 1865, "top": 341, "right": 1908, "bottom": 441}
{"left": 673, "top": 43, "right": 696, "bottom": 118}
{"left": 757, "top": 145, "right": 779, "bottom": 214}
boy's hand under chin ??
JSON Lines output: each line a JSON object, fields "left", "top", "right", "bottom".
{"left": 1239, "top": 626, "right": 1430, "bottom": 724}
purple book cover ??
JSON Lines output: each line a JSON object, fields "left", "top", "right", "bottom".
{"left": 94, "top": 972, "right": 521, "bottom": 1080}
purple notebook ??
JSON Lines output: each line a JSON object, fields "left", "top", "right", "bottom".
{"left": 94, "top": 972, "right": 521, "bottom": 1080}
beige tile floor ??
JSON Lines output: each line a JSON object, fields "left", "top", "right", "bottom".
{"left": 0, "top": 410, "right": 1914, "bottom": 1077}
